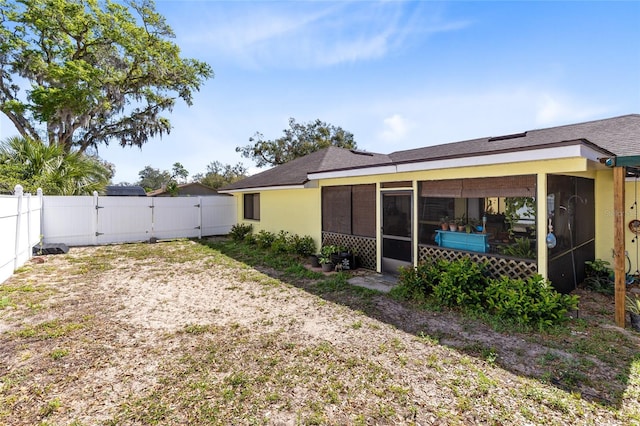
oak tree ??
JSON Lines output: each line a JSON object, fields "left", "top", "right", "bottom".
{"left": 0, "top": 0, "right": 213, "bottom": 153}
{"left": 236, "top": 118, "right": 357, "bottom": 168}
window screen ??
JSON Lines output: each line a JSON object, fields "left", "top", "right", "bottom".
{"left": 243, "top": 193, "right": 260, "bottom": 220}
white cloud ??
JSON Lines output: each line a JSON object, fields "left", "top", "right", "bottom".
{"left": 535, "top": 94, "right": 609, "bottom": 126}
{"left": 179, "top": 2, "right": 470, "bottom": 69}
{"left": 380, "top": 114, "right": 410, "bottom": 142}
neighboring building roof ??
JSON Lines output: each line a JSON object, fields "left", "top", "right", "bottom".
{"left": 146, "top": 182, "right": 220, "bottom": 197}
{"left": 105, "top": 185, "right": 147, "bottom": 196}
{"left": 220, "top": 146, "right": 392, "bottom": 191}
{"left": 220, "top": 114, "right": 640, "bottom": 192}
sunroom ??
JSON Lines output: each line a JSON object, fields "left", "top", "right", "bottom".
{"left": 415, "top": 174, "right": 594, "bottom": 294}
{"left": 319, "top": 173, "right": 594, "bottom": 294}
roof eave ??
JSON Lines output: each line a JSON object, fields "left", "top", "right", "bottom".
{"left": 309, "top": 142, "right": 610, "bottom": 179}
{"left": 218, "top": 183, "right": 308, "bottom": 194}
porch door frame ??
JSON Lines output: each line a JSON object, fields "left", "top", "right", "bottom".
{"left": 380, "top": 190, "right": 413, "bottom": 275}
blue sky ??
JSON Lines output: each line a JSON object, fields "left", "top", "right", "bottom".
{"left": 2, "top": 0, "right": 639, "bottom": 184}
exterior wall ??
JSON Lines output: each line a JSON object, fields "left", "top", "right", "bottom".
{"left": 237, "top": 188, "right": 322, "bottom": 251}
{"left": 594, "top": 170, "right": 640, "bottom": 274}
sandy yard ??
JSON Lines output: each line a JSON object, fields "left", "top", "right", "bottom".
{"left": 0, "top": 239, "right": 638, "bottom": 425}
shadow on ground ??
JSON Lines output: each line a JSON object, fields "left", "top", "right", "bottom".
{"left": 199, "top": 237, "right": 640, "bottom": 409}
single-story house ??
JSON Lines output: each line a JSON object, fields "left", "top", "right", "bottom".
{"left": 219, "top": 114, "right": 640, "bottom": 297}
{"left": 147, "top": 182, "right": 220, "bottom": 197}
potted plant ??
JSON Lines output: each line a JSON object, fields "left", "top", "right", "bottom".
{"left": 318, "top": 253, "right": 334, "bottom": 272}
{"left": 440, "top": 216, "right": 450, "bottom": 231}
{"left": 448, "top": 219, "right": 457, "bottom": 232}
{"left": 456, "top": 216, "right": 466, "bottom": 232}
{"left": 626, "top": 295, "right": 640, "bottom": 331}
{"left": 319, "top": 245, "right": 340, "bottom": 272}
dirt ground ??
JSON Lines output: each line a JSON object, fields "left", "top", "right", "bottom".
{"left": 0, "top": 240, "right": 638, "bottom": 425}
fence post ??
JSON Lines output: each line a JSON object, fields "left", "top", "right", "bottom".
{"left": 26, "top": 191, "right": 32, "bottom": 262}
{"left": 198, "top": 197, "right": 203, "bottom": 239}
{"left": 37, "top": 188, "right": 43, "bottom": 244}
{"left": 13, "top": 185, "right": 23, "bottom": 271}
{"left": 92, "top": 191, "right": 99, "bottom": 245}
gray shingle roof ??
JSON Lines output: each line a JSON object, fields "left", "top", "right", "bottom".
{"left": 221, "top": 146, "right": 391, "bottom": 190}
{"left": 389, "top": 114, "right": 639, "bottom": 164}
{"left": 221, "top": 114, "right": 639, "bottom": 191}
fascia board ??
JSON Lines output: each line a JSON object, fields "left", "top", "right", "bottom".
{"left": 308, "top": 165, "right": 397, "bottom": 180}
{"left": 396, "top": 145, "right": 592, "bottom": 173}
{"left": 218, "top": 184, "right": 305, "bottom": 194}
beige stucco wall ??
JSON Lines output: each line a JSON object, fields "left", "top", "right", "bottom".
{"left": 236, "top": 187, "right": 322, "bottom": 252}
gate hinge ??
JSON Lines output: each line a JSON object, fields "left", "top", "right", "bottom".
{"left": 95, "top": 205, "right": 104, "bottom": 210}
{"left": 194, "top": 226, "right": 201, "bottom": 230}
{"left": 95, "top": 232, "right": 104, "bottom": 236}
{"left": 194, "top": 204, "right": 200, "bottom": 208}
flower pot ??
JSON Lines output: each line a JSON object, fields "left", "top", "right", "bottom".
{"left": 630, "top": 312, "right": 640, "bottom": 332}
{"left": 449, "top": 223, "right": 457, "bottom": 232}
{"left": 321, "top": 262, "right": 334, "bottom": 272}
{"left": 309, "top": 254, "right": 320, "bottom": 268}
{"left": 458, "top": 225, "right": 465, "bottom": 232}
{"left": 440, "top": 223, "right": 449, "bottom": 230}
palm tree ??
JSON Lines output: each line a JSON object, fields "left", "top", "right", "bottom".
{"left": 0, "top": 136, "right": 112, "bottom": 195}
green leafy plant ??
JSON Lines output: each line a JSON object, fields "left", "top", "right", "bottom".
{"left": 393, "top": 260, "right": 446, "bottom": 302}
{"left": 504, "top": 197, "right": 536, "bottom": 238}
{"left": 254, "top": 230, "right": 276, "bottom": 249}
{"left": 433, "top": 257, "right": 488, "bottom": 309}
{"left": 229, "top": 223, "right": 253, "bottom": 241}
{"left": 483, "top": 274, "right": 579, "bottom": 329}
{"left": 294, "top": 235, "right": 316, "bottom": 257}
{"left": 498, "top": 237, "right": 536, "bottom": 259}
{"left": 626, "top": 295, "right": 640, "bottom": 315}
{"left": 583, "top": 259, "right": 614, "bottom": 295}
{"left": 318, "top": 245, "right": 340, "bottom": 265}
{"left": 271, "top": 230, "right": 294, "bottom": 254}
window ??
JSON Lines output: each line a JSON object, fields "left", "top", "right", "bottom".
{"left": 322, "top": 184, "right": 375, "bottom": 237}
{"left": 243, "top": 193, "right": 260, "bottom": 220}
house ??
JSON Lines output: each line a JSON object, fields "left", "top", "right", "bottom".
{"left": 105, "top": 185, "right": 147, "bottom": 196}
{"left": 219, "top": 114, "right": 640, "bottom": 296}
{"left": 146, "top": 182, "right": 220, "bottom": 197}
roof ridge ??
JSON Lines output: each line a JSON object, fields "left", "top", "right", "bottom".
{"left": 525, "top": 113, "right": 640, "bottom": 134}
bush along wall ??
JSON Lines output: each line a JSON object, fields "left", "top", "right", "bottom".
{"left": 228, "top": 225, "right": 317, "bottom": 258}
{"left": 392, "top": 257, "right": 579, "bottom": 330}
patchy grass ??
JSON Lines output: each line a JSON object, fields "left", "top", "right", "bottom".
{"left": 0, "top": 238, "right": 638, "bottom": 425}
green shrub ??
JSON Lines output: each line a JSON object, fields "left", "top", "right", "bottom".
{"left": 393, "top": 260, "right": 444, "bottom": 302}
{"left": 254, "top": 230, "right": 276, "bottom": 249}
{"left": 229, "top": 223, "right": 253, "bottom": 241}
{"left": 294, "top": 235, "right": 316, "bottom": 257}
{"left": 271, "top": 230, "right": 293, "bottom": 254}
{"left": 432, "top": 257, "right": 488, "bottom": 309}
{"left": 243, "top": 233, "right": 256, "bottom": 245}
{"left": 483, "top": 274, "right": 579, "bottom": 330}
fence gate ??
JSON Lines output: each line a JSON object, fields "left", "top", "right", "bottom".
{"left": 95, "top": 195, "right": 153, "bottom": 244}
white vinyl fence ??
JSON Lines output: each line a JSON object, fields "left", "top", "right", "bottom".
{"left": 0, "top": 186, "right": 43, "bottom": 284}
{"left": 42, "top": 192, "right": 237, "bottom": 246}
{"left": 1, "top": 189, "right": 237, "bottom": 284}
